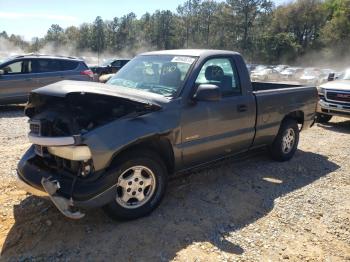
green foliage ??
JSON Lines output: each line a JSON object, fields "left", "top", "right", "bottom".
{"left": 91, "top": 16, "right": 106, "bottom": 53}
{"left": 321, "top": 0, "right": 350, "bottom": 47}
{"left": 45, "top": 24, "right": 65, "bottom": 46}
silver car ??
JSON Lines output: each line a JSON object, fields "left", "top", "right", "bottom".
{"left": 0, "top": 54, "right": 93, "bottom": 104}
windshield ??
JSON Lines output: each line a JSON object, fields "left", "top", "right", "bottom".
{"left": 259, "top": 69, "right": 270, "bottom": 74}
{"left": 107, "top": 55, "right": 196, "bottom": 97}
{"left": 101, "top": 59, "right": 114, "bottom": 66}
{"left": 254, "top": 65, "right": 266, "bottom": 71}
{"left": 283, "top": 69, "right": 294, "bottom": 73}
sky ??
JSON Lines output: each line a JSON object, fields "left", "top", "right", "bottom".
{"left": 0, "top": 0, "right": 288, "bottom": 41}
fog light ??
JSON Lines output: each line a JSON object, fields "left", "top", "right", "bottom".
{"left": 47, "top": 146, "right": 92, "bottom": 161}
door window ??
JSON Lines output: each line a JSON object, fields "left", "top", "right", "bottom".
{"left": 195, "top": 58, "right": 241, "bottom": 96}
{"left": 31, "top": 59, "right": 64, "bottom": 73}
{"left": 1, "top": 60, "right": 30, "bottom": 74}
{"left": 60, "top": 60, "right": 79, "bottom": 71}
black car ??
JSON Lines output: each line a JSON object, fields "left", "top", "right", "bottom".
{"left": 89, "top": 58, "right": 130, "bottom": 76}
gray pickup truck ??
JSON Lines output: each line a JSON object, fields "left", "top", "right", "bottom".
{"left": 17, "top": 50, "right": 317, "bottom": 220}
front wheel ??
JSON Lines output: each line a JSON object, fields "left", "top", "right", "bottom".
{"left": 103, "top": 150, "right": 167, "bottom": 221}
{"left": 269, "top": 118, "right": 299, "bottom": 161}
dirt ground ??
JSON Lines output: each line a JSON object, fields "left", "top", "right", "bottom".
{"left": 0, "top": 105, "right": 349, "bottom": 261}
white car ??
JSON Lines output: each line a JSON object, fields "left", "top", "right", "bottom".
{"left": 251, "top": 68, "right": 280, "bottom": 81}
{"left": 280, "top": 67, "right": 304, "bottom": 81}
{"left": 299, "top": 68, "right": 323, "bottom": 85}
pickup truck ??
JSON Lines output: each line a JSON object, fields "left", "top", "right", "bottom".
{"left": 17, "top": 50, "right": 317, "bottom": 220}
{"left": 316, "top": 69, "right": 350, "bottom": 123}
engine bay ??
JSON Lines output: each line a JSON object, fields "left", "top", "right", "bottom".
{"left": 25, "top": 92, "right": 159, "bottom": 137}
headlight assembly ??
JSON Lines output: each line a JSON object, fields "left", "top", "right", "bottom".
{"left": 47, "top": 146, "right": 92, "bottom": 161}
{"left": 317, "top": 87, "right": 325, "bottom": 95}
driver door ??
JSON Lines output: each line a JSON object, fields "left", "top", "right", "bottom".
{"left": 180, "top": 57, "right": 256, "bottom": 168}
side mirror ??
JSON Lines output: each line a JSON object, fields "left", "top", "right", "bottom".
{"left": 328, "top": 73, "right": 335, "bottom": 82}
{"left": 0, "top": 69, "right": 4, "bottom": 75}
{"left": 194, "top": 84, "right": 221, "bottom": 102}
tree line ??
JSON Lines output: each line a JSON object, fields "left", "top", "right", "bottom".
{"left": 1, "top": 0, "right": 349, "bottom": 64}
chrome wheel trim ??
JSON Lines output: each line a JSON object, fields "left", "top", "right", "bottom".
{"left": 281, "top": 128, "right": 295, "bottom": 154}
{"left": 116, "top": 165, "right": 156, "bottom": 209}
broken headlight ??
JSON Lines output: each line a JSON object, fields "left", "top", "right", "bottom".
{"left": 47, "top": 146, "right": 92, "bottom": 161}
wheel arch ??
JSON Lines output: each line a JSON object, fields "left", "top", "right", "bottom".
{"left": 283, "top": 110, "right": 304, "bottom": 129}
{"left": 108, "top": 136, "right": 175, "bottom": 175}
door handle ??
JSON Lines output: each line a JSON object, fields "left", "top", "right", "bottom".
{"left": 25, "top": 78, "right": 32, "bottom": 81}
{"left": 237, "top": 104, "right": 248, "bottom": 112}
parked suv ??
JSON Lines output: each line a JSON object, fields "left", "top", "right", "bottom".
{"left": 0, "top": 54, "right": 93, "bottom": 104}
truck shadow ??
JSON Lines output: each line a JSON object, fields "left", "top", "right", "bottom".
{"left": 1, "top": 149, "right": 339, "bottom": 261}
{"left": 317, "top": 118, "right": 350, "bottom": 134}
{"left": 0, "top": 105, "right": 25, "bottom": 118}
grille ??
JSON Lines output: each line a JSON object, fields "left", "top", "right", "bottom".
{"left": 326, "top": 91, "right": 350, "bottom": 103}
{"left": 322, "top": 109, "right": 350, "bottom": 116}
{"left": 29, "top": 121, "right": 41, "bottom": 135}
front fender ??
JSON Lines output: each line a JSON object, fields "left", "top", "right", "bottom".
{"left": 83, "top": 110, "right": 180, "bottom": 171}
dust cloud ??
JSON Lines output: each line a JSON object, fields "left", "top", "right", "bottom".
{"left": 1, "top": 36, "right": 349, "bottom": 72}
{"left": 0, "top": 36, "right": 154, "bottom": 65}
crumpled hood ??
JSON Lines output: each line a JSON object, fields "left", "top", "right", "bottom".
{"left": 320, "top": 80, "right": 350, "bottom": 91}
{"left": 31, "top": 80, "right": 169, "bottom": 107}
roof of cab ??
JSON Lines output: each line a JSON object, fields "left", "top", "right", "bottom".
{"left": 140, "top": 49, "right": 241, "bottom": 57}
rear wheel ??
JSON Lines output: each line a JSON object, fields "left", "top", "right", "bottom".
{"left": 316, "top": 113, "right": 332, "bottom": 123}
{"left": 270, "top": 118, "right": 299, "bottom": 161}
{"left": 103, "top": 150, "right": 167, "bottom": 221}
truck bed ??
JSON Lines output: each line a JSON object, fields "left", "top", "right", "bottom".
{"left": 251, "top": 82, "right": 317, "bottom": 148}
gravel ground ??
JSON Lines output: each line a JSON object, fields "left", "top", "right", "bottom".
{"left": 0, "top": 106, "right": 349, "bottom": 261}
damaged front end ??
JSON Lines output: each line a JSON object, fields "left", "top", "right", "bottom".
{"left": 17, "top": 83, "right": 161, "bottom": 219}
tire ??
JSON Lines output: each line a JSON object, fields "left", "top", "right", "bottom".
{"left": 103, "top": 149, "right": 167, "bottom": 221}
{"left": 269, "top": 118, "right": 299, "bottom": 162}
{"left": 315, "top": 113, "right": 332, "bottom": 123}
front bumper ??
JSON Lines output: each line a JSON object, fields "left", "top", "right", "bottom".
{"left": 317, "top": 99, "right": 350, "bottom": 118}
{"left": 16, "top": 174, "right": 48, "bottom": 197}
{"left": 17, "top": 145, "right": 118, "bottom": 218}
